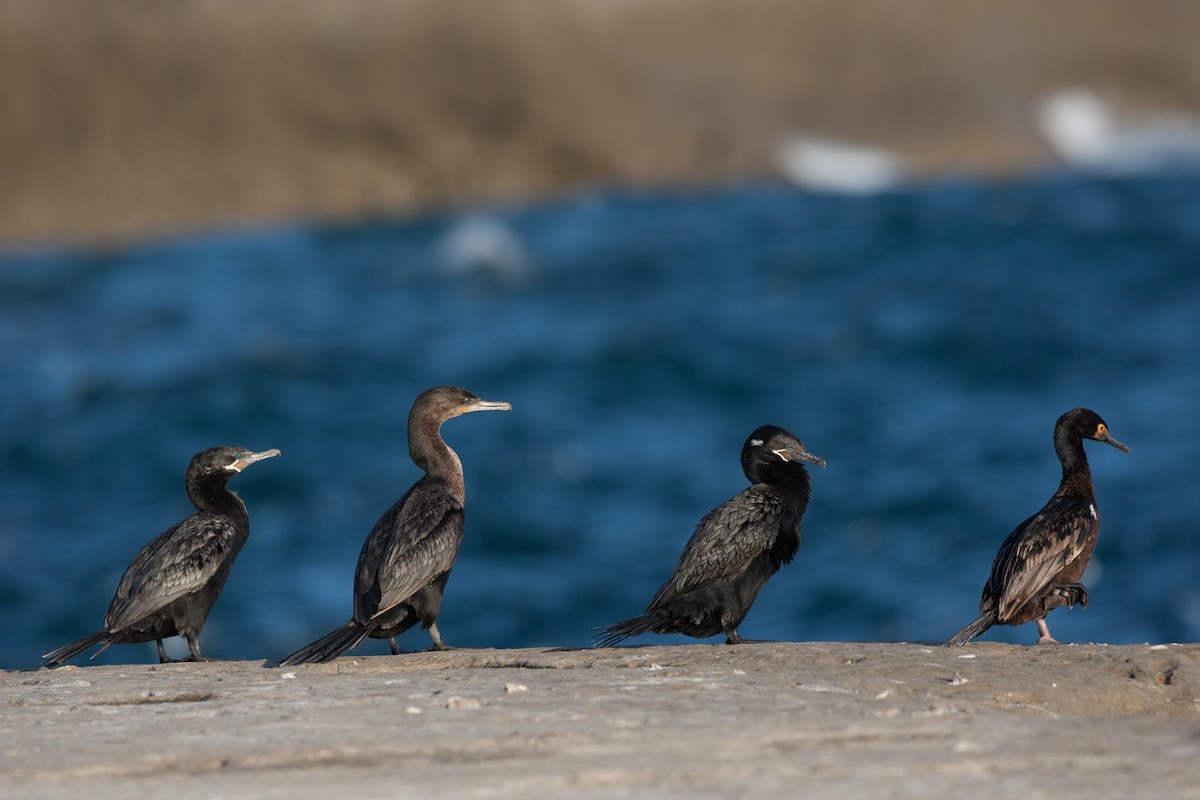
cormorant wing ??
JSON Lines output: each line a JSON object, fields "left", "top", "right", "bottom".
{"left": 103, "top": 514, "right": 239, "bottom": 631}
{"left": 647, "top": 486, "right": 785, "bottom": 609}
{"left": 354, "top": 480, "right": 464, "bottom": 622}
{"left": 992, "top": 495, "right": 1097, "bottom": 621}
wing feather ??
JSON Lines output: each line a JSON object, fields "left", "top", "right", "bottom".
{"left": 649, "top": 486, "right": 784, "bottom": 609}
{"left": 354, "top": 480, "right": 464, "bottom": 621}
{"left": 992, "top": 495, "right": 1096, "bottom": 620}
{"left": 104, "top": 514, "right": 238, "bottom": 630}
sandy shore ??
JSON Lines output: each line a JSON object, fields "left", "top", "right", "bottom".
{"left": 4, "top": 641, "right": 1198, "bottom": 798}
{"left": 3, "top": 0, "right": 1200, "bottom": 245}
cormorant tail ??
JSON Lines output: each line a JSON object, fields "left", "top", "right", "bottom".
{"left": 276, "top": 621, "right": 370, "bottom": 666}
{"left": 593, "top": 614, "right": 661, "bottom": 648}
{"left": 946, "top": 613, "right": 995, "bottom": 647}
{"left": 43, "top": 630, "right": 110, "bottom": 667}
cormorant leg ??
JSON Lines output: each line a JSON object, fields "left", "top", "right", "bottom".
{"left": 1035, "top": 618, "right": 1060, "bottom": 645}
{"left": 389, "top": 637, "right": 404, "bottom": 656}
{"left": 724, "top": 630, "right": 776, "bottom": 644}
{"left": 181, "top": 634, "right": 213, "bottom": 662}
{"left": 423, "top": 622, "right": 453, "bottom": 652}
{"left": 156, "top": 640, "right": 171, "bottom": 664}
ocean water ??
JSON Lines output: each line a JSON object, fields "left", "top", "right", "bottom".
{"left": 1, "top": 173, "right": 1198, "bottom": 669}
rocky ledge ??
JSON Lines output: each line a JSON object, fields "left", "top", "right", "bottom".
{"left": 4, "top": 641, "right": 1198, "bottom": 798}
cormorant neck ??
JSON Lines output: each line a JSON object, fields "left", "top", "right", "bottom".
{"left": 757, "top": 461, "right": 813, "bottom": 501}
{"left": 1054, "top": 428, "right": 1095, "bottom": 498}
{"left": 409, "top": 415, "right": 466, "bottom": 500}
{"left": 186, "top": 473, "right": 246, "bottom": 517}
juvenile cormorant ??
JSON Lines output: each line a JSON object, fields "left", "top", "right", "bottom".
{"left": 43, "top": 446, "right": 280, "bottom": 666}
{"left": 277, "top": 386, "right": 510, "bottom": 666}
{"left": 947, "top": 408, "right": 1129, "bottom": 647}
{"left": 595, "top": 425, "right": 825, "bottom": 647}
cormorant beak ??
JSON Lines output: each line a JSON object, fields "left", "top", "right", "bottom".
{"left": 231, "top": 448, "right": 282, "bottom": 472}
{"left": 459, "top": 399, "right": 512, "bottom": 414}
{"left": 773, "top": 444, "right": 827, "bottom": 468}
{"left": 1094, "top": 431, "right": 1130, "bottom": 454}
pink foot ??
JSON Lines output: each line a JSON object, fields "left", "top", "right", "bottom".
{"left": 1034, "top": 618, "right": 1063, "bottom": 645}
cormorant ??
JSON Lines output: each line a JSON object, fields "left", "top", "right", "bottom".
{"left": 43, "top": 446, "right": 280, "bottom": 666}
{"left": 277, "top": 386, "right": 510, "bottom": 665}
{"left": 947, "top": 408, "right": 1129, "bottom": 647}
{"left": 595, "top": 425, "right": 825, "bottom": 647}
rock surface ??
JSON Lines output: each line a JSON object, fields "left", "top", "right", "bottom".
{"left": 5, "top": 642, "right": 1199, "bottom": 798}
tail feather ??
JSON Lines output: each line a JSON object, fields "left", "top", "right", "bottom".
{"left": 593, "top": 614, "right": 661, "bottom": 648}
{"left": 946, "top": 613, "right": 995, "bottom": 647}
{"left": 43, "top": 630, "right": 111, "bottom": 667}
{"left": 277, "top": 621, "right": 369, "bottom": 666}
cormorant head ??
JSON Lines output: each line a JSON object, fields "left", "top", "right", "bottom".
{"left": 740, "top": 424, "right": 826, "bottom": 483}
{"left": 185, "top": 446, "right": 280, "bottom": 494}
{"left": 1057, "top": 408, "right": 1130, "bottom": 453}
{"left": 406, "top": 386, "right": 511, "bottom": 473}
{"left": 189, "top": 446, "right": 281, "bottom": 476}
{"left": 410, "top": 385, "right": 513, "bottom": 426}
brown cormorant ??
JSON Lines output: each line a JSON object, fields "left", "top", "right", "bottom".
{"left": 594, "top": 425, "right": 825, "bottom": 647}
{"left": 277, "top": 386, "right": 510, "bottom": 665}
{"left": 947, "top": 407, "right": 1129, "bottom": 647}
{"left": 43, "top": 446, "right": 280, "bottom": 666}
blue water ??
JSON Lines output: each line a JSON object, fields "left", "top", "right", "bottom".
{"left": 2, "top": 173, "right": 1198, "bottom": 669}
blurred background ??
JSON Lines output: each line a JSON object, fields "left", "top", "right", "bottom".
{"left": 2, "top": 0, "right": 1198, "bottom": 668}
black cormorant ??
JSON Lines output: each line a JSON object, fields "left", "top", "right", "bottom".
{"left": 277, "top": 385, "right": 510, "bottom": 665}
{"left": 43, "top": 446, "right": 280, "bottom": 666}
{"left": 947, "top": 408, "right": 1129, "bottom": 647}
{"left": 595, "top": 425, "right": 825, "bottom": 647}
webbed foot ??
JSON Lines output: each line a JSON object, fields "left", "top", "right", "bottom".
{"left": 1035, "top": 618, "right": 1065, "bottom": 645}
{"left": 1050, "top": 582, "right": 1089, "bottom": 608}
{"left": 424, "top": 622, "right": 453, "bottom": 651}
